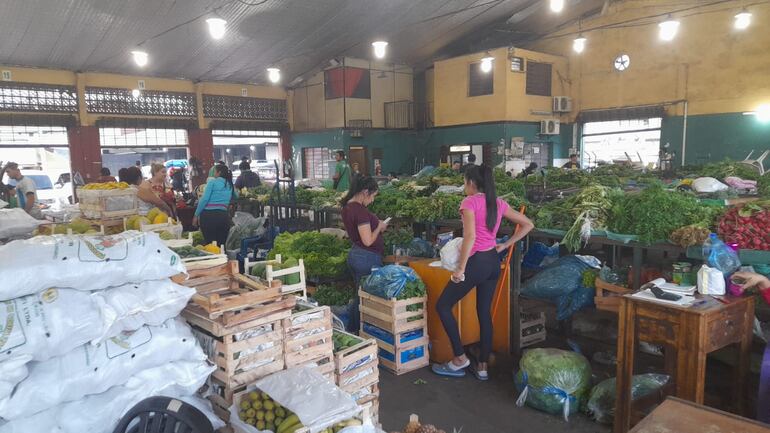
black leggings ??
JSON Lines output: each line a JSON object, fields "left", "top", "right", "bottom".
{"left": 200, "top": 210, "right": 230, "bottom": 246}
{"left": 436, "top": 248, "right": 500, "bottom": 363}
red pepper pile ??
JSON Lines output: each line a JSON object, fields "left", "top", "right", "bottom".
{"left": 717, "top": 202, "right": 770, "bottom": 251}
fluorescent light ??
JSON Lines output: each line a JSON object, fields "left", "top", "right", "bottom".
{"left": 131, "top": 89, "right": 141, "bottom": 98}
{"left": 249, "top": 145, "right": 255, "bottom": 151}
{"left": 550, "top": 0, "right": 564, "bottom": 13}
{"left": 734, "top": 10, "right": 752, "bottom": 30}
{"left": 206, "top": 18, "right": 227, "bottom": 40}
{"left": 267, "top": 68, "right": 281, "bottom": 83}
{"left": 756, "top": 104, "right": 770, "bottom": 123}
{"left": 480, "top": 55, "right": 494, "bottom": 73}
{"left": 131, "top": 50, "right": 148, "bottom": 67}
{"left": 573, "top": 36, "right": 586, "bottom": 53}
{"left": 658, "top": 19, "right": 680, "bottom": 41}
{"left": 372, "top": 41, "right": 388, "bottom": 59}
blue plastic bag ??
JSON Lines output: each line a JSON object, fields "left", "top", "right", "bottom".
{"left": 408, "top": 238, "right": 435, "bottom": 258}
{"left": 362, "top": 265, "right": 418, "bottom": 299}
{"left": 523, "top": 242, "right": 560, "bottom": 270}
{"left": 521, "top": 256, "right": 592, "bottom": 299}
{"left": 702, "top": 233, "right": 741, "bottom": 274}
{"left": 555, "top": 285, "right": 595, "bottom": 321}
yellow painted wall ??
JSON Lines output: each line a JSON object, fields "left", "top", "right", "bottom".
{"left": 432, "top": 47, "right": 569, "bottom": 126}
{"left": 527, "top": 0, "right": 770, "bottom": 117}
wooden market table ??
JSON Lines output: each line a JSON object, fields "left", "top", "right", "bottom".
{"left": 630, "top": 397, "right": 770, "bottom": 433}
{"left": 614, "top": 294, "right": 755, "bottom": 433}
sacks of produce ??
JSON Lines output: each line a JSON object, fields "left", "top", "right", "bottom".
{"left": 0, "top": 208, "right": 44, "bottom": 239}
{"left": 585, "top": 374, "right": 669, "bottom": 424}
{"left": 0, "top": 361, "right": 220, "bottom": 433}
{"left": 362, "top": 265, "right": 425, "bottom": 300}
{"left": 0, "top": 318, "right": 205, "bottom": 420}
{"left": 226, "top": 212, "right": 267, "bottom": 252}
{"left": 0, "top": 356, "right": 31, "bottom": 401}
{"left": 0, "top": 231, "right": 185, "bottom": 300}
{"left": 1, "top": 280, "right": 194, "bottom": 366}
{"left": 515, "top": 348, "right": 592, "bottom": 420}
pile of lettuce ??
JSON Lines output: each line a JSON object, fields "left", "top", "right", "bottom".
{"left": 269, "top": 231, "right": 351, "bottom": 279}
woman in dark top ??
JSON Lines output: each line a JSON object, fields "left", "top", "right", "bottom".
{"left": 341, "top": 175, "right": 388, "bottom": 333}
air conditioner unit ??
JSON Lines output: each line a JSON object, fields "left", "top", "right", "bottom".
{"left": 552, "top": 96, "right": 572, "bottom": 113}
{"left": 540, "top": 119, "right": 560, "bottom": 135}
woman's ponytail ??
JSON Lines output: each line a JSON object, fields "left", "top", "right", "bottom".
{"left": 341, "top": 174, "right": 379, "bottom": 206}
{"left": 481, "top": 164, "right": 497, "bottom": 232}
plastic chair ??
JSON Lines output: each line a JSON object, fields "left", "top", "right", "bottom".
{"left": 112, "top": 396, "right": 213, "bottom": 433}
{"left": 738, "top": 150, "right": 769, "bottom": 176}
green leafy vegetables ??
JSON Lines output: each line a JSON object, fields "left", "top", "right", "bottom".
{"left": 269, "top": 231, "right": 351, "bottom": 279}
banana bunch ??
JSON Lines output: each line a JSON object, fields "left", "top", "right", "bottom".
{"left": 82, "top": 181, "right": 130, "bottom": 190}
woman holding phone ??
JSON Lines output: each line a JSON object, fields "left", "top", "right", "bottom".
{"left": 341, "top": 175, "right": 388, "bottom": 333}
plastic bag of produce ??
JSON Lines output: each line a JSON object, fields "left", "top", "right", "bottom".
{"left": 702, "top": 233, "right": 741, "bottom": 274}
{"left": 0, "top": 231, "right": 185, "bottom": 301}
{"left": 697, "top": 264, "right": 726, "bottom": 295}
{"left": 692, "top": 177, "right": 729, "bottom": 193}
{"left": 523, "top": 242, "right": 560, "bottom": 270}
{"left": 585, "top": 373, "right": 669, "bottom": 424}
{"left": 521, "top": 256, "right": 594, "bottom": 299}
{"left": 226, "top": 212, "right": 267, "bottom": 252}
{"left": 555, "top": 285, "right": 595, "bottom": 321}
{"left": 440, "top": 237, "right": 463, "bottom": 271}
{"left": 1, "top": 280, "right": 194, "bottom": 366}
{"left": 0, "top": 318, "right": 205, "bottom": 420}
{"left": 0, "top": 209, "right": 43, "bottom": 239}
{"left": 362, "top": 265, "right": 417, "bottom": 299}
{"left": 0, "top": 355, "right": 31, "bottom": 401}
{"left": 408, "top": 238, "right": 435, "bottom": 258}
{"left": 0, "top": 361, "right": 218, "bottom": 433}
{"left": 514, "top": 348, "right": 592, "bottom": 421}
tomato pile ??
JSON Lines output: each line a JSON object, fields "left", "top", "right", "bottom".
{"left": 717, "top": 202, "right": 770, "bottom": 251}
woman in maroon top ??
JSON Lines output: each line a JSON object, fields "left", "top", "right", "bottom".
{"left": 341, "top": 175, "right": 388, "bottom": 332}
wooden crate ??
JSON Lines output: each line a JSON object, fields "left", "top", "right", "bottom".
{"left": 244, "top": 254, "right": 307, "bottom": 298}
{"left": 358, "top": 290, "right": 427, "bottom": 335}
{"left": 179, "top": 261, "right": 286, "bottom": 327}
{"left": 283, "top": 303, "right": 334, "bottom": 377}
{"left": 333, "top": 330, "right": 379, "bottom": 393}
{"left": 77, "top": 187, "right": 138, "bottom": 219}
{"left": 184, "top": 305, "right": 290, "bottom": 390}
{"left": 595, "top": 277, "right": 634, "bottom": 313}
{"left": 520, "top": 311, "right": 546, "bottom": 348}
{"left": 139, "top": 216, "right": 183, "bottom": 238}
{"left": 175, "top": 242, "right": 229, "bottom": 271}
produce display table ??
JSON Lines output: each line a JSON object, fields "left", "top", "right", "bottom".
{"left": 614, "top": 294, "right": 755, "bottom": 433}
{"left": 629, "top": 397, "right": 770, "bottom": 433}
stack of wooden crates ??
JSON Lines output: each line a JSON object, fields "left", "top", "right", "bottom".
{"left": 283, "top": 301, "right": 335, "bottom": 379}
{"left": 332, "top": 329, "right": 380, "bottom": 424}
{"left": 359, "top": 289, "right": 429, "bottom": 375}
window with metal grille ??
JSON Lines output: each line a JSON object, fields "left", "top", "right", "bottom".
{"left": 0, "top": 83, "right": 78, "bottom": 113}
{"left": 203, "top": 95, "right": 287, "bottom": 122}
{"left": 0, "top": 124, "right": 69, "bottom": 146}
{"left": 302, "top": 147, "right": 333, "bottom": 179}
{"left": 85, "top": 87, "right": 196, "bottom": 117}
{"left": 468, "top": 62, "right": 493, "bottom": 97}
{"left": 99, "top": 127, "right": 189, "bottom": 147}
{"left": 526, "top": 61, "right": 552, "bottom": 96}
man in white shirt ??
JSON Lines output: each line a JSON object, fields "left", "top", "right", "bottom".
{"left": 4, "top": 162, "right": 42, "bottom": 219}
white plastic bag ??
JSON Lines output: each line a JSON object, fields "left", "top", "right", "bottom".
{"left": 0, "top": 318, "right": 205, "bottom": 420}
{"left": 230, "top": 367, "right": 359, "bottom": 433}
{"left": 1, "top": 279, "right": 195, "bottom": 367}
{"left": 440, "top": 237, "right": 464, "bottom": 272}
{"left": 691, "top": 177, "right": 729, "bottom": 193}
{"left": 697, "top": 264, "right": 726, "bottom": 295}
{"left": 0, "top": 356, "right": 31, "bottom": 401}
{"left": 0, "top": 209, "right": 43, "bottom": 239}
{"left": 0, "top": 360, "right": 217, "bottom": 433}
{"left": 0, "top": 230, "right": 185, "bottom": 300}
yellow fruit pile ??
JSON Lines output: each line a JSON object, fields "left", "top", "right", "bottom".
{"left": 197, "top": 243, "right": 221, "bottom": 254}
{"left": 81, "top": 182, "right": 130, "bottom": 190}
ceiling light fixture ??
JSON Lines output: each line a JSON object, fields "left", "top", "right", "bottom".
{"left": 572, "top": 35, "right": 586, "bottom": 53}
{"left": 480, "top": 53, "right": 494, "bottom": 73}
{"left": 267, "top": 68, "right": 281, "bottom": 84}
{"left": 755, "top": 104, "right": 770, "bottom": 123}
{"left": 206, "top": 18, "right": 227, "bottom": 40}
{"left": 131, "top": 89, "right": 141, "bottom": 98}
{"left": 131, "top": 50, "right": 148, "bottom": 67}
{"left": 734, "top": 10, "right": 752, "bottom": 30}
{"left": 550, "top": 0, "right": 565, "bottom": 13}
{"left": 372, "top": 41, "right": 388, "bottom": 59}
{"left": 658, "top": 17, "right": 680, "bottom": 41}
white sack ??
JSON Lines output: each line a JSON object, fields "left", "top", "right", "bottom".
{"left": 0, "top": 279, "right": 195, "bottom": 365}
{"left": 691, "top": 177, "right": 729, "bottom": 193}
{"left": 0, "top": 230, "right": 186, "bottom": 301}
{"left": 0, "top": 356, "right": 30, "bottom": 401}
{"left": 697, "top": 264, "right": 726, "bottom": 295}
{"left": 440, "top": 237, "right": 464, "bottom": 272}
{"left": 0, "top": 209, "right": 43, "bottom": 239}
{"left": 0, "top": 318, "right": 205, "bottom": 420}
{"left": 0, "top": 360, "right": 219, "bottom": 433}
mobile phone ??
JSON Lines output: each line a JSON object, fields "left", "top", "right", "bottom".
{"left": 650, "top": 285, "right": 682, "bottom": 301}
{"left": 383, "top": 217, "right": 392, "bottom": 225}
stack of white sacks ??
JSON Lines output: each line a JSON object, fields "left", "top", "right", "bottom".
{"left": 0, "top": 230, "right": 222, "bottom": 433}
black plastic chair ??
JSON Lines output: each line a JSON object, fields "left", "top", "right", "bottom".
{"left": 112, "top": 396, "right": 214, "bottom": 433}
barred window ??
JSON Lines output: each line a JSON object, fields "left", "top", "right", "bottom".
{"left": 0, "top": 83, "right": 78, "bottom": 113}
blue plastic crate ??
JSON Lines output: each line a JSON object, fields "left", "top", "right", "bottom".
{"left": 378, "top": 345, "right": 425, "bottom": 364}
{"left": 362, "top": 322, "right": 424, "bottom": 346}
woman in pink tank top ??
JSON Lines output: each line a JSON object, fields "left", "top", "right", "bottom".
{"left": 432, "top": 164, "right": 534, "bottom": 380}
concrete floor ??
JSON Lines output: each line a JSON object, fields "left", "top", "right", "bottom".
{"left": 378, "top": 356, "right": 609, "bottom": 433}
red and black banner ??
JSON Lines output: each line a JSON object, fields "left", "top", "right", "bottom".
{"left": 324, "top": 67, "right": 371, "bottom": 99}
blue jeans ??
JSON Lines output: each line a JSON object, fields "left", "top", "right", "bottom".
{"left": 347, "top": 246, "right": 383, "bottom": 333}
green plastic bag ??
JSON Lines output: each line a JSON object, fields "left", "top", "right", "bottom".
{"left": 585, "top": 374, "right": 669, "bottom": 424}
{"left": 514, "top": 348, "right": 592, "bottom": 421}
